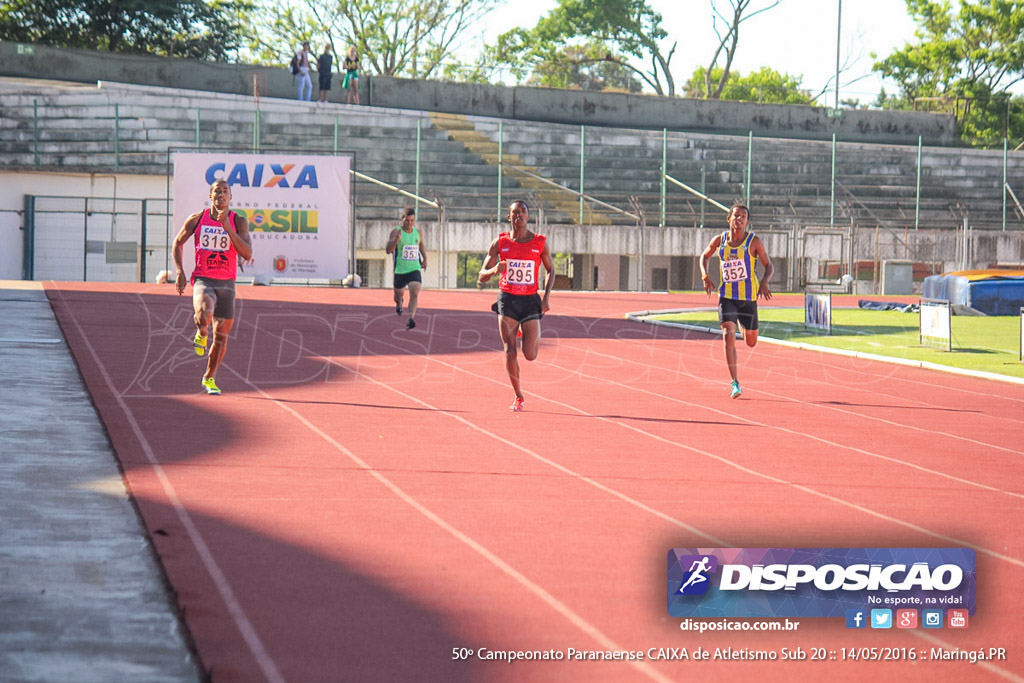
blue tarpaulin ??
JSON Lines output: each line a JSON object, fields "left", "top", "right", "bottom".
{"left": 923, "top": 271, "right": 1024, "bottom": 316}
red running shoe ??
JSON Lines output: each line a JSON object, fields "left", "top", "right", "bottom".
{"left": 510, "top": 397, "right": 525, "bottom": 412}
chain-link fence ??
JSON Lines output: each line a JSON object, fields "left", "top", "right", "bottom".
{"left": 24, "top": 195, "right": 172, "bottom": 283}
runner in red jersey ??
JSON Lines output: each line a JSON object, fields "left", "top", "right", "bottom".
{"left": 478, "top": 200, "right": 555, "bottom": 412}
{"left": 172, "top": 179, "right": 253, "bottom": 395}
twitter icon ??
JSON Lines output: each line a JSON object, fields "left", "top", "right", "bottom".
{"left": 870, "top": 609, "right": 893, "bottom": 629}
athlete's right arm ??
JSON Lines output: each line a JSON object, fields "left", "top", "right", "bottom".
{"left": 477, "top": 238, "right": 503, "bottom": 286}
{"left": 699, "top": 234, "right": 722, "bottom": 295}
{"left": 384, "top": 228, "right": 400, "bottom": 254}
{"left": 171, "top": 213, "right": 201, "bottom": 295}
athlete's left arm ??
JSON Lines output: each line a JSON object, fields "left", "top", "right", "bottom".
{"left": 227, "top": 212, "right": 253, "bottom": 262}
{"left": 540, "top": 242, "right": 556, "bottom": 313}
{"left": 418, "top": 230, "right": 427, "bottom": 270}
{"left": 752, "top": 236, "right": 774, "bottom": 301}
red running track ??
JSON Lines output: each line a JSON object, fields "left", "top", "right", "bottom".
{"left": 47, "top": 283, "right": 1024, "bottom": 683}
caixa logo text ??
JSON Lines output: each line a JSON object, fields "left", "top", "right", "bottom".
{"left": 718, "top": 562, "right": 964, "bottom": 592}
{"left": 205, "top": 163, "right": 319, "bottom": 188}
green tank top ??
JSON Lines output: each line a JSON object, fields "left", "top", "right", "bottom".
{"left": 394, "top": 227, "right": 421, "bottom": 275}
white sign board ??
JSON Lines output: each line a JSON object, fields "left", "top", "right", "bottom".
{"left": 920, "top": 298, "right": 952, "bottom": 351}
{"left": 172, "top": 153, "right": 351, "bottom": 280}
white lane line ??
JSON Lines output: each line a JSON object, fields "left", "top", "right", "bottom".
{"left": 289, "top": 308, "right": 1024, "bottom": 570}
{"left": 545, "top": 339, "right": 1024, "bottom": 498}
{"left": 54, "top": 289, "right": 286, "bottom": 683}
{"left": 244, "top": 302, "right": 1024, "bottom": 682}
{"left": 438, "top": 312, "right": 1024, "bottom": 497}
{"left": 212, "top": 327, "right": 677, "bottom": 683}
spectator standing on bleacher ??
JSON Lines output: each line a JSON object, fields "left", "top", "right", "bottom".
{"left": 296, "top": 41, "right": 312, "bottom": 101}
{"left": 317, "top": 44, "right": 333, "bottom": 104}
{"left": 343, "top": 47, "right": 361, "bottom": 105}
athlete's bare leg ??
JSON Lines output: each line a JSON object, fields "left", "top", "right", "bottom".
{"left": 721, "top": 321, "right": 739, "bottom": 383}
{"left": 499, "top": 315, "right": 524, "bottom": 400}
{"left": 204, "top": 318, "right": 234, "bottom": 381}
{"left": 407, "top": 281, "right": 421, "bottom": 320}
{"left": 519, "top": 318, "right": 541, "bottom": 361}
{"left": 743, "top": 327, "right": 759, "bottom": 348}
{"left": 193, "top": 292, "right": 215, "bottom": 340}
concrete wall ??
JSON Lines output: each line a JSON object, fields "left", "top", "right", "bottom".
{"left": 376, "top": 77, "right": 513, "bottom": 119}
{"left": 593, "top": 254, "right": 619, "bottom": 291}
{"left": 1, "top": 42, "right": 299, "bottom": 103}
{"left": 0, "top": 42, "right": 957, "bottom": 146}
{"left": 368, "top": 77, "right": 957, "bottom": 146}
{"left": 0, "top": 206, "right": 22, "bottom": 279}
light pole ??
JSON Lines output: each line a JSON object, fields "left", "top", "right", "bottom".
{"left": 834, "top": 0, "right": 842, "bottom": 109}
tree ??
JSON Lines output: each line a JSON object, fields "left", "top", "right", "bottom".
{"left": 684, "top": 66, "right": 814, "bottom": 105}
{"left": 873, "top": 0, "right": 1024, "bottom": 145}
{"left": 529, "top": 42, "right": 643, "bottom": 92}
{"left": 242, "top": 0, "right": 498, "bottom": 78}
{"left": 487, "top": 0, "right": 677, "bottom": 96}
{"left": 697, "top": 0, "right": 781, "bottom": 99}
{"left": 0, "top": 0, "right": 249, "bottom": 60}
{"left": 871, "top": 86, "right": 909, "bottom": 110}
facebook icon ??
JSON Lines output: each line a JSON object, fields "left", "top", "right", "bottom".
{"left": 845, "top": 609, "right": 867, "bottom": 629}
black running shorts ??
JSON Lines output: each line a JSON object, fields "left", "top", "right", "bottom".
{"left": 492, "top": 290, "right": 543, "bottom": 323}
{"left": 393, "top": 270, "right": 422, "bottom": 289}
{"left": 718, "top": 297, "right": 758, "bottom": 330}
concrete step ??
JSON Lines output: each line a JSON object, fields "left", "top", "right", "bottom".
{"left": 2, "top": 98, "right": 434, "bottom": 130}
{"left": 4, "top": 78, "right": 1022, "bottom": 234}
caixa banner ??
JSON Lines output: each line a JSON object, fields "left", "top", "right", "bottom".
{"left": 173, "top": 153, "right": 351, "bottom": 281}
{"left": 667, "top": 548, "right": 975, "bottom": 618}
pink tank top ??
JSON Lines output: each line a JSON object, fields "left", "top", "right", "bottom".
{"left": 191, "top": 209, "right": 238, "bottom": 282}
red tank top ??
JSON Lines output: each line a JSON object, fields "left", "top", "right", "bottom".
{"left": 191, "top": 209, "right": 238, "bottom": 282}
{"left": 497, "top": 232, "right": 546, "bottom": 295}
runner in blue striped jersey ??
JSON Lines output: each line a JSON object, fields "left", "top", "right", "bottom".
{"left": 699, "top": 204, "right": 774, "bottom": 399}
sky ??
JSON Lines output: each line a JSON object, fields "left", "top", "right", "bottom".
{"left": 461, "top": 0, "right": 923, "bottom": 106}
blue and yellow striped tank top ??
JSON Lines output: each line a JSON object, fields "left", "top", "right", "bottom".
{"left": 718, "top": 230, "right": 759, "bottom": 301}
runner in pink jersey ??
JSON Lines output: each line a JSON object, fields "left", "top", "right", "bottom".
{"left": 172, "top": 179, "right": 253, "bottom": 395}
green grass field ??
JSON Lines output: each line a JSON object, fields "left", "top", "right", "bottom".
{"left": 650, "top": 307, "right": 1024, "bottom": 380}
